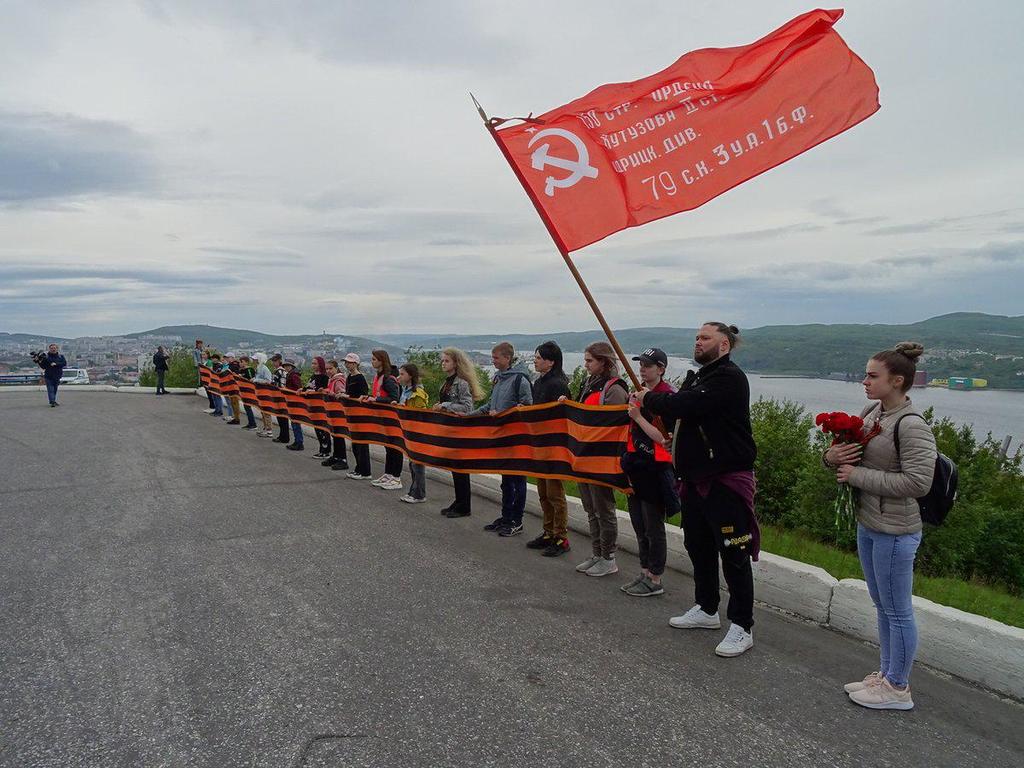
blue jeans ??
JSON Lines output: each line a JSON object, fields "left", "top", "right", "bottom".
{"left": 243, "top": 404, "right": 256, "bottom": 428}
{"left": 500, "top": 475, "right": 527, "bottom": 525}
{"left": 290, "top": 422, "right": 304, "bottom": 447}
{"left": 222, "top": 396, "right": 233, "bottom": 418}
{"left": 45, "top": 378, "right": 59, "bottom": 404}
{"left": 857, "top": 523, "right": 922, "bottom": 687}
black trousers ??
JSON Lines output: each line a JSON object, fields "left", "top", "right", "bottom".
{"left": 680, "top": 481, "right": 755, "bottom": 631}
{"left": 276, "top": 416, "right": 289, "bottom": 441}
{"left": 627, "top": 495, "right": 668, "bottom": 576}
{"left": 331, "top": 436, "right": 348, "bottom": 465}
{"left": 315, "top": 429, "right": 331, "bottom": 453}
{"left": 452, "top": 472, "right": 471, "bottom": 512}
{"left": 384, "top": 447, "right": 404, "bottom": 477}
{"left": 352, "top": 443, "right": 371, "bottom": 476}
{"left": 156, "top": 370, "right": 166, "bottom": 392}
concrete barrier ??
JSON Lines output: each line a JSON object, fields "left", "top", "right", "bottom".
{"left": 0, "top": 384, "right": 196, "bottom": 394}
{"left": 830, "top": 579, "right": 1024, "bottom": 700}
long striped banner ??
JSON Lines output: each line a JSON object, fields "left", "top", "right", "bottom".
{"left": 201, "top": 368, "right": 631, "bottom": 490}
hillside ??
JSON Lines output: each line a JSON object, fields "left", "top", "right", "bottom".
{"left": 126, "top": 325, "right": 402, "bottom": 357}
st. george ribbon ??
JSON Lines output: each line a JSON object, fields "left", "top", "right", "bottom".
{"left": 475, "top": 8, "right": 880, "bottom": 386}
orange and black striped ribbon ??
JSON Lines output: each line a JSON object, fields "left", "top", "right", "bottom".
{"left": 200, "top": 368, "right": 631, "bottom": 490}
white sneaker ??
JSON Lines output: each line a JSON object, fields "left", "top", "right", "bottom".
{"left": 379, "top": 477, "right": 403, "bottom": 491}
{"left": 370, "top": 475, "right": 389, "bottom": 486}
{"left": 575, "top": 556, "right": 602, "bottom": 573}
{"left": 348, "top": 471, "right": 370, "bottom": 480}
{"left": 714, "top": 623, "right": 754, "bottom": 657}
{"left": 400, "top": 495, "right": 426, "bottom": 504}
{"left": 669, "top": 605, "right": 721, "bottom": 630}
{"left": 204, "top": 408, "right": 216, "bottom": 413}
{"left": 585, "top": 557, "right": 619, "bottom": 577}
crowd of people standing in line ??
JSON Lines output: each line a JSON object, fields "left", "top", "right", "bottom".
{"left": 189, "top": 326, "right": 936, "bottom": 711}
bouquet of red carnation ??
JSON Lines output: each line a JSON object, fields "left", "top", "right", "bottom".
{"left": 815, "top": 411, "right": 879, "bottom": 537}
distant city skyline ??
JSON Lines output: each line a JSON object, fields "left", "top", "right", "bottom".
{"left": 2, "top": 1, "right": 1022, "bottom": 337}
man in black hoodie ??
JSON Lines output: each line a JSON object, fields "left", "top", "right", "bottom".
{"left": 633, "top": 322, "right": 758, "bottom": 658}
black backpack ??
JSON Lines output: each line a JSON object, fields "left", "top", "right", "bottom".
{"left": 893, "top": 414, "right": 958, "bottom": 526}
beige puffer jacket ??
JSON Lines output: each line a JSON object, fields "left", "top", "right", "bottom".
{"left": 847, "top": 398, "right": 937, "bottom": 535}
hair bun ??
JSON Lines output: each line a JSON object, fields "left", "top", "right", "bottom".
{"left": 894, "top": 341, "right": 924, "bottom": 361}
{"left": 728, "top": 325, "right": 740, "bottom": 335}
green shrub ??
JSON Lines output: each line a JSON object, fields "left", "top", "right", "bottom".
{"left": 138, "top": 347, "right": 202, "bottom": 388}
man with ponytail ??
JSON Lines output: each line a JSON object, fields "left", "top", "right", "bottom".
{"left": 633, "top": 322, "right": 758, "bottom": 658}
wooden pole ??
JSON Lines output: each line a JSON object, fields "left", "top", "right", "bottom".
{"left": 472, "top": 94, "right": 642, "bottom": 391}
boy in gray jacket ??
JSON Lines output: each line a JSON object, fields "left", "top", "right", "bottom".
{"left": 471, "top": 342, "right": 533, "bottom": 536}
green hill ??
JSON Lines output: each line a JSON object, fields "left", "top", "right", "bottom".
{"left": 127, "top": 325, "right": 401, "bottom": 357}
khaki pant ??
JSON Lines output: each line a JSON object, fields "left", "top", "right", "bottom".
{"left": 578, "top": 482, "right": 618, "bottom": 558}
{"left": 537, "top": 478, "right": 568, "bottom": 539}
{"left": 260, "top": 409, "right": 274, "bottom": 431}
{"left": 229, "top": 394, "right": 241, "bottom": 419}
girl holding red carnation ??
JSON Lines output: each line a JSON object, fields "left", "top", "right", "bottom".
{"left": 823, "top": 342, "right": 937, "bottom": 711}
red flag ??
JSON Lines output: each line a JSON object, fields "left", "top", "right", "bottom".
{"left": 491, "top": 8, "right": 880, "bottom": 252}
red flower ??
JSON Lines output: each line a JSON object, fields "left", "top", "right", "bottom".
{"left": 815, "top": 412, "right": 828, "bottom": 427}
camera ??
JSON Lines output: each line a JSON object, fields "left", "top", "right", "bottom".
{"left": 30, "top": 350, "right": 45, "bottom": 361}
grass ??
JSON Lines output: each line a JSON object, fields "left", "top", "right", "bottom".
{"left": 528, "top": 478, "right": 1024, "bottom": 628}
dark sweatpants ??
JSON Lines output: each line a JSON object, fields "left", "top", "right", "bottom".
{"left": 680, "top": 481, "right": 755, "bottom": 631}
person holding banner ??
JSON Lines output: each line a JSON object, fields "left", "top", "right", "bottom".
{"left": 435, "top": 348, "right": 482, "bottom": 518}
{"left": 565, "top": 342, "right": 629, "bottom": 577}
{"left": 253, "top": 353, "right": 275, "bottom": 437}
{"left": 321, "top": 360, "right": 349, "bottom": 469}
{"left": 527, "top": 341, "right": 573, "bottom": 556}
{"left": 634, "top": 323, "right": 758, "bottom": 658}
{"left": 269, "top": 354, "right": 291, "bottom": 444}
{"left": 473, "top": 342, "right": 534, "bottom": 537}
{"left": 207, "top": 354, "right": 225, "bottom": 417}
{"left": 365, "top": 350, "right": 403, "bottom": 490}
{"left": 621, "top": 348, "right": 678, "bottom": 597}
{"left": 238, "top": 356, "right": 258, "bottom": 430}
{"left": 281, "top": 360, "right": 305, "bottom": 451}
{"left": 344, "top": 354, "right": 372, "bottom": 479}
{"left": 398, "top": 363, "right": 429, "bottom": 504}
{"left": 304, "top": 356, "right": 332, "bottom": 458}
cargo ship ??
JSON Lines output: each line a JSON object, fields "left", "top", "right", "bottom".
{"left": 928, "top": 377, "right": 988, "bottom": 390}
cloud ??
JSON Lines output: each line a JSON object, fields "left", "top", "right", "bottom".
{"left": 0, "top": 110, "right": 158, "bottom": 203}
{"left": 141, "top": 0, "right": 517, "bottom": 69}
{"left": 198, "top": 246, "right": 306, "bottom": 267}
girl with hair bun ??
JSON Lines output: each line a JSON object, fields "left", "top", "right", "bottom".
{"left": 825, "top": 341, "right": 937, "bottom": 711}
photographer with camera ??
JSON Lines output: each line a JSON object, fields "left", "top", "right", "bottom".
{"left": 35, "top": 343, "right": 67, "bottom": 407}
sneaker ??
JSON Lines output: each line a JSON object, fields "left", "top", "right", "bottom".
{"left": 624, "top": 576, "right": 665, "bottom": 597}
{"left": 498, "top": 522, "right": 524, "bottom": 537}
{"left": 585, "top": 557, "right": 619, "bottom": 577}
{"left": 313, "top": 451, "right": 330, "bottom": 459}
{"left": 225, "top": 419, "right": 240, "bottom": 425}
{"left": 541, "top": 537, "right": 570, "bottom": 557}
{"left": 714, "top": 624, "right": 754, "bottom": 657}
{"left": 849, "top": 678, "right": 913, "bottom": 710}
{"left": 400, "top": 494, "right": 426, "bottom": 504}
{"left": 575, "top": 556, "right": 602, "bottom": 573}
{"left": 259, "top": 431, "right": 274, "bottom": 438}
{"left": 379, "top": 477, "right": 404, "bottom": 491}
{"left": 330, "top": 461, "right": 350, "bottom": 471}
{"left": 439, "top": 503, "right": 456, "bottom": 516}
{"left": 242, "top": 424, "right": 257, "bottom": 430}
{"left": 445, "top": 507, "right": 471, "bottom": 518}
{"left": 526, "top": 533, "right": 552, "bottom": 550}
{"left": 204, "top": 408, "right": 216, "bottom": 413}
{"left": 286, "top": 443, "right": 304, "bottom": 451}
{"left": 620, "top": 573, "right": 645, "bottom": 593}
{"left": 483, "top": 517, "right": 507, "bottom": 532}
{"left": 669, "top": 605, "right": 721, "bottom": 630}
{"left": 348, "top": 471, "right": 371, "bottom": 480}
{"left": 370, "top": 475, "right": 389, "bottom": 487}
{"left": 273, "top": 437, "right": 289, "bottom": 444}
{"left": 844, "top": 671, "right": 884, "bottom": 694}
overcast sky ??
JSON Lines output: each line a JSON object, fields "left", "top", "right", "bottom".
{"left": 1, "top": 0, "right": 1021, "bottom": 338}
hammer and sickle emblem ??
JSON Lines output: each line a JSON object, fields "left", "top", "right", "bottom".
{"left": 527, "top": 128, "right": 599, "bottom": 197}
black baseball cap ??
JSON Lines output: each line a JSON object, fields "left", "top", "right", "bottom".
{"left": 632, "top": 348, "right": 668, "bottom": 367}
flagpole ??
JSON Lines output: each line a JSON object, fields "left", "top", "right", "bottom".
{"left": 471, "top": 94, "right": 642, "bottom": 392}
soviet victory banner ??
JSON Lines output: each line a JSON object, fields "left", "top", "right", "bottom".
{"left": 490, "top": 8, "right": 880, "bottom": 252}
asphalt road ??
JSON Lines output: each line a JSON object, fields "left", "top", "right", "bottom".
{"left": 1, "top": 390, "right": 1021, "bottom": 768}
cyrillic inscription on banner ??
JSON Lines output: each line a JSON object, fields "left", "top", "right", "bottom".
{"left": 493, "top": 8, "right": 879, "bottom": 252}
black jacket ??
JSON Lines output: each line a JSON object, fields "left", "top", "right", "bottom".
{"left": 643, "top": 354, "right": 756, "bottom": 482}
{"left": 38, "top": 353, "right": 66, "bottom": 382}
{"left": 153, "top": 352, "right": 169, "bottom": 371}
{"left": 532, "top": 370, "right": 570, "bottom": 404}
